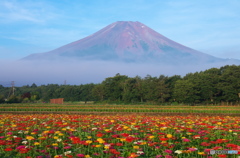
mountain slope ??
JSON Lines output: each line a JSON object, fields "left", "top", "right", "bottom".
{"left": 23, "top": 21, "right": 230, "bottom": 64}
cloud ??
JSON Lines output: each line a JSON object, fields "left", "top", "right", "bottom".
{"left": 0, "top": 59, "right": 235, "bottom": 87}
{"left": 0, "top": 0, "right": 58, "bottom": 24}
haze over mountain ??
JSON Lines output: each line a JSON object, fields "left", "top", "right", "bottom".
{"left": 23, "top": 21, "right": 238, "bottom": 65}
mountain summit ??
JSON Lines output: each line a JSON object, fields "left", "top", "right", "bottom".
{"left": 23, "top": 21, "right": 227, "bottom": 64}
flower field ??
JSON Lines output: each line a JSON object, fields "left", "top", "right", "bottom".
{"left": 0, "top": 113, "right": 239, "bottom": 158}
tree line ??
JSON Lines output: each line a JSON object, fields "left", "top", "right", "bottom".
{"left": 1, "top": 65, "right": 240, "bottom": 105}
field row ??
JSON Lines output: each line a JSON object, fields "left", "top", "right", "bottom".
{"left": 0, "top": 104, "right": 240, "bottom": 114}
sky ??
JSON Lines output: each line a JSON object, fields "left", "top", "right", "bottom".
{"left": 0, "top": 0, "right": 240, "bottom": 86}
{"left": 0, "top": 0, "right": 240, "bottom": 60}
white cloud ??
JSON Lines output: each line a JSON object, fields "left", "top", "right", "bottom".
{"left": 0, "top": 0, "right": 58, "bottom": 24}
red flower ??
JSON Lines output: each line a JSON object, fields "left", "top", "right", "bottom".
{"left": 226, "top": 143, "right": 236, "bottom": 148}
{"left": 126, "top": 136, "right": 134, "bottom": 142}
{"left": 218, "top": 155, "right": 227, "bottom": 158}
{"left": 19, "top": 148, "right": 29, "bottom": 154}
{"left": 96, "top": 133, "right": 104, "bottom": 137}
{"left": 121, "top": 133, "right": 129, "bottom": 137}
{"left": 201, "top": 142, "right": 211, "bottom": 146}
{"left": 4, "top": 148, "right": 13, "bottom": 151}
{"left": 160, "top": 138, "right": 168, "bottom": 141}
{"left": 112, "top": 134, "right": 119, "bottom": 138}
{"left": 0, "top": 140, "right": 6, "bottom": 145}
{"left": 71, "top": 137, "right": 81, "bottom": 144}
{"left": 116, "top": 143, "right": 123, "bottom": 146}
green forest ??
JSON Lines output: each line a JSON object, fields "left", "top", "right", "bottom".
{"left": 1, "top": 65, "right": 240, "bottom": 105}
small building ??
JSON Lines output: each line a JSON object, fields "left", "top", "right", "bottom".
{"left": 50, "top": 98, "right": 64, "bottom": 104}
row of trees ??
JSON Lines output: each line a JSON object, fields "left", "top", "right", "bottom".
{"left": 1, "top": 65, "right": 240, "bottom": 105}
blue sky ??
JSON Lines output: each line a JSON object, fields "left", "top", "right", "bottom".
{"left": 0, "top": 0, "right": 240, "bottom": 60}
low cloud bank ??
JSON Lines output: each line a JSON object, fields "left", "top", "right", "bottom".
{"left": 0, "top": 59, "right": 237, "bottom": 86}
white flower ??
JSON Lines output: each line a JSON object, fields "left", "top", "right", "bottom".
{"left": 175, "top": 150, "right": 182, "bottom": 154}
{"left": 64, "top": 151, "right": 71, "bottom": 155}
{"left": 22, "top": 141, "right": 28, "bottom": 144}
{"left": 137, "top": 151, "right": 144, "bottom": 155}
{"left": 57, "top": 139, "right": 62, "bottom": 142}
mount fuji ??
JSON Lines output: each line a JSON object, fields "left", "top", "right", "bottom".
{"left": 22, "top": 21, "right": 237, "bottom": 65}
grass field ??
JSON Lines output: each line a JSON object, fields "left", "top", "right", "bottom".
{"left": 0, "top": 104, "right": 239, "bottom": 157}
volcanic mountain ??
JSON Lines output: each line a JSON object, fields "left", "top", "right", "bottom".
{"left": 23, "top": 21, "right": 234, "bottom": 64}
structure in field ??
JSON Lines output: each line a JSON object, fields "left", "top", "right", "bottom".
{"left": 50, "top": 98, "right": 64, "bottom": 104}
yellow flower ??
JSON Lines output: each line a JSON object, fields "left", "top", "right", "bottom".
{"left": 198, "top": 152, "right": 204, "bottom": 155}
{"left": 149, "top": 135, "right": 155, "bottom": 139}
{"left": 43, "top": 131, "right": 49, "bottom": 134}
{"left": 58, "top": 133, "right": 64, "bottom": 136}
{"left": 62, "top": 128, "right": 66, "bottom": 131}
{"left": 166, "top": 134, "right": 172, "bottom": 138}
{"left": 54, "top": 136, "right": 59, "bottom": 139}
{"left": 110, "top": 120, "right": 115, "bottom": 123}
{"left": 97, "top": 138, "right": 105, "bottom": 144}
{"left": 120, "top": 138, "right": 126, "bottom": 142}
{"left": 86, "top": 140, "right": 92, "bottom": 144}
{"left": 133, "top": 146, "right": 139, "bottom": 149}
{"left": 34, "top": 142, "right": 40, "bottom": 145}
{"left": 95, "top": 145, "right": 101, "bottom": 148}
{"left": 217, "top": 122, "right": 222, "bottom": 125}
{"left": 55, "top": 131, "right": 60, "bottom": 134}
{"left": 38, "top": 137, "right": 46, "bottom": 140}
{"left": 85, "top": 155, "right": 91, "bottom": 158}
{"left": 160, "top": 127, "right": 167, "bottom": 130}
{"left": 104, "top": 146, "right": 110, "bottom": 149}
{"left": 105, "top": 129, "right": 110, "bottom": 132}
{"left": 140, "top": 142, "right": 146, "bottom": 145}
{"left": 52, "top": 143, "right": 58, "bottom": 146}
{"left": 26, "top": 136, "right": 34, "bottom": 140}
{"left": 87, "top": 136, "right": 92, "bottom": 139}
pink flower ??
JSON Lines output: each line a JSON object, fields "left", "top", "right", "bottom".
{"left": 76, "top": 154, "right": 85, "bottom": 157}
{"left": 7, "top": 132, "right": 12, "bottom": 135}
{"left": 16, "top": 145, "right": 25, "bottom": 150}
{"left": 63, "top": 146, "right": 71, "bottom": 149}
{"left": 164, "top": 149, "right": 173, "bottom": 154}
{"left": 188, "top": 148, "right": 197, "bottom": 151}
{"left": 183, "top": 138, "right": 191, "bottom": 142}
